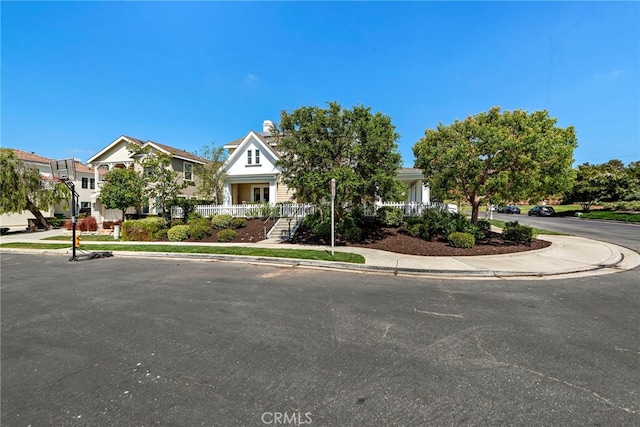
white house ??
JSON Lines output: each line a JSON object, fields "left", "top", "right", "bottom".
{"left": 0, "top": 149, "right": 102, "bottom": 230}
{"left": 87, "top": 135, "right": 209, "bottom": 223}
{"left": 220, "top": 120, "right": 430, "bottom": 206}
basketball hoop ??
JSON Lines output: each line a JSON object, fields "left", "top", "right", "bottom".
{"left": 49, "top": 159, "right": 77, "bottom": 182}
{"left": 49, "top": 158, "right": 112, "bottom": 261}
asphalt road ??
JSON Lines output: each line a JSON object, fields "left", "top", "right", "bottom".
{"left": 2, "top": 253, "right": 639, "bottom": 426}
{"left": 491, "top": 212, "right": 640, "bottom": 252}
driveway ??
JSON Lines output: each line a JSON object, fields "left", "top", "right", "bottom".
{"left": 2, "top": 253, "right": 639, "bottom": 426}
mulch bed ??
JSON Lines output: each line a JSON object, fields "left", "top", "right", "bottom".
{"left": 179, "top": 218, "right": 277, "bottom": 244}
{"left": 167, "top": 218, "right": 551, "bottom": 256}
{"left": 289, "top": 224, "right": 551, "bottom": 256}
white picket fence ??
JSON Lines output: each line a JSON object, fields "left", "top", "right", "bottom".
{"left": 171, "top": 203, "right": 315, "bottom": 219}
{"left": 172, "top": 201, "right": 456, "bottom": 219}
{"left": 364, "top": 202, "right": 458, "bottom": 216}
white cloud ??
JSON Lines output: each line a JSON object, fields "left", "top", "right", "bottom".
{"left": 595, "top": 69, "right": 624, "bottom": 80}
{"left": 242, "top": 74, "right": 261, "bottom": 91}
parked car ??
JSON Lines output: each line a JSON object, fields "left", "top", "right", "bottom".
{"left": 504, "top": 205, "right": 521, "bottom": 214}
{"left": 528, "top": 206, "right": 556, "bottom": 217}
{"left": 497, "top": 205, "right": 521, "bottom": 214}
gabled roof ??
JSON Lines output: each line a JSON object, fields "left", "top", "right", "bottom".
{"left": 7, "top": 148, "right": 53, "bottom": 164}
{"left": 87, "top": 135, "right": 142, "bottom": 164}
{"left": 145, "top": 141, "right": 209, "bottom": 164}
{"left": 224, "top": 131, "right": 277, "bottom": 150}
{"left": 222, "top": 130, "right": 280, "bottom": 171}
{"left": 87, "top": 135, "right": 209, "bottom": 165}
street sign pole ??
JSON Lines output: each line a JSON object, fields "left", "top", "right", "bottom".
{"left": 331, "top": 178, "right": 335, "bottom": 256}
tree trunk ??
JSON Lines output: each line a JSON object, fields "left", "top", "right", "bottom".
{"left": 26, "top": 200, "right": 52, "bottom": 230}
{"left": 470, "top": 199, "right": 481, "bottom": 224}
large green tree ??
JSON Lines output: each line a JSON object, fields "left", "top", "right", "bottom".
{"left": 99, "top": 167, "right": 146, "bottom": 221}
{"left": 564, "top": 160, "right": 633, "bottom": 211}
{"left": 273, "top": 102, "right": 404, "bottom": 217}
{"left": 128, "top": 144, "right": 188, "bottom": 219}
{"left": 193, "top": 143, "right": 227, "bottom": 203}
{"left": 413, "top": 107, "right": 577, "bottom": 223}
{"left": 0, "top": 148, "right": 69, "bottom": 229}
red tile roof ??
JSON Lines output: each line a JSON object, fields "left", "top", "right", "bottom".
{"left": 7, "top": 148, "right": 53, "bottom": 164}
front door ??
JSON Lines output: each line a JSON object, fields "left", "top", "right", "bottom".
{"left": 252, "top": 186, "right": 269, "bottom": 203}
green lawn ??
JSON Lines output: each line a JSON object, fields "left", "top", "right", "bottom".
{"left": 44, "top": 235, "right": 120, "bottom": 241}
{"left": 0, "top": 242, "right": 365, "bottom": 264}
{"left": 578, "top": 211, "right": 640, "bottom": 222}
{"left": 487, "top": 220, "right": 566, "bottom": 236}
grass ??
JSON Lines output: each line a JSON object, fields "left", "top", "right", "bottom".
{"left": 487, "top": 219, "right": 566, "bottom": 236}
{"left": 578, "top": 211, "right": 640, "bottom": 222}
{"left": 44, "top": 235, "right": 120, "bottom": 241}
{"left": 0, "top": 242, "right": 365, "bottom": 264}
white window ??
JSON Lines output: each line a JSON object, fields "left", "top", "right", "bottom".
{"left": 255, "top": 149, "right": 260, "bottom": 164}
{"left": 247, "top": 150, "right": 252, "bottom": 165}
{"left": 184, "top": 162, "right": 193, "bottom": 181}
{"left": 251, "top": 186, "right": 269, "bottom": 203}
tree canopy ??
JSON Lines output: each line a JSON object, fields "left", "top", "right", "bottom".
{"left": 273, "top": 102, "right": 404, "bottom": 216}
{"left": 564, "top": 160, "right": 635, "bottom": 211}
{"left": 193, "top": 143, "right": 227, "bottom": 204}
{"left": 98, "top": 167, "right": 146, "bottom": 221}
{"left": 127, "top": 144, "right": 188, "bottom": 219}
{"left": 0, "top": 148, "right": 69, "bottom": 229}
{"left": 413, "top": 107, "right": 577, "bottom": 223}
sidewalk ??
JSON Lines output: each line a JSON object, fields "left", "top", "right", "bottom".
{"left": 1, "top": 229, "right": 638, "bottom": 279}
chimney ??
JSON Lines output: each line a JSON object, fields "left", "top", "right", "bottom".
{"left": 262, "top": 120, "right": 274, "bottom": 134}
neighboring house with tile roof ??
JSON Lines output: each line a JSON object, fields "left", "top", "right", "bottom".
{"left": 220, "top": 120, "right": 430, "bottom": 206}
{"left": 0, "top": 149, "right": 104, "bottom": 230}
{"left": 87, "top": 136, "right": 210, "bottom": 223}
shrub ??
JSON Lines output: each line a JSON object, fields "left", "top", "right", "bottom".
{"left": 408, "top": 224, "right": 423, "bottom": 238}
{"left": 121, "top": 217, "right": 168, "bottom": 241}
{"left": 377, "top": 206, "right": 404, "bottom": 227}
{"left": 303, "top": 211, "right": 322, "bottom": 229}
{"left": 81, "top": 216, "right": 98, "bottom": 232}
{"left": 475, "top": 219, "right": 491, "bottom": 239}
{"left": 63, "top": 220, "right": 73, "bottom": 230}
{"left": 170, "top": 219, "right": 184, "bottom": 228}
{"left": 211, "top": 214, "right": 233, "bottom": 229}
{"left": 602, "top": 201, "right": 640, "bottom": 211}
{"left": 45, "top": 217, "right": 65, "bottom": 228}
{"left": 189, "top": 218, "right": 212, "bottom": 240}
{"left": 187, "top": 211, "right": 204, "bottom": 223}
{"left": 231, "top": 217, "right": 247, "bottom": 229}
{"left": 343, "top": 226, "right": 363, "bottom": 243}
{"left": 216, "top": 229, "right": 237, "bottom": 242}
{"left": 448, "top": 232, "right": 476, "bottom": 248}
{"left": 312, "top": 219, "right": 332, "bottom": 239}
{"left": 168, "top": 225, "right": 190, "bottom": 242}
{"left": 502, "top": 221, "right": 533, "bottom": 243}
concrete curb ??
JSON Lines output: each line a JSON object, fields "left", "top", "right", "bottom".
{"left": 0, "top": 244, "right": 631, "bottom": 279}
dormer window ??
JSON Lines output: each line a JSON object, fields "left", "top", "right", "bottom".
{"left": 247, "top": 150, "right": 252, "bottom": 165}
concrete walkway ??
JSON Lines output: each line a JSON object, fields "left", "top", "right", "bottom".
{"left": 1, "top": 228, "right": 638, "bottom": 280}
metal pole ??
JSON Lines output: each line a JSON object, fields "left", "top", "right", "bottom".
{"left": 331, "top": 178, "right": 335, "bottom": 256}
{"left": 71, "top": 182, "right": 77, "bottom": 261}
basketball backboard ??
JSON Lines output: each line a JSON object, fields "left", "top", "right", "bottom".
{"left": 49, "top": 159, "right": 77, "bottom": 182}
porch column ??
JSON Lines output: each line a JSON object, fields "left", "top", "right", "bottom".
{"left": 223, "top": 182, "right": 232, "bottom": 206}
{"left": 422, "top": 184, "right": 430, "bottom": 205}
{"left": 94, "top": 164, "right": 100, "bottom": 185}
{"left": 269, "top": 179, "right": 276, "bottom": 206}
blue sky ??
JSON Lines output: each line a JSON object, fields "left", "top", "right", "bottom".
{"left": 2, "top": 1, "right": 638, "bottom": 167}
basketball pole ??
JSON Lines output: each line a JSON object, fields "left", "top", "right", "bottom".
{"left": 70, "top": 181, "right": 77, "bottom": 261}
